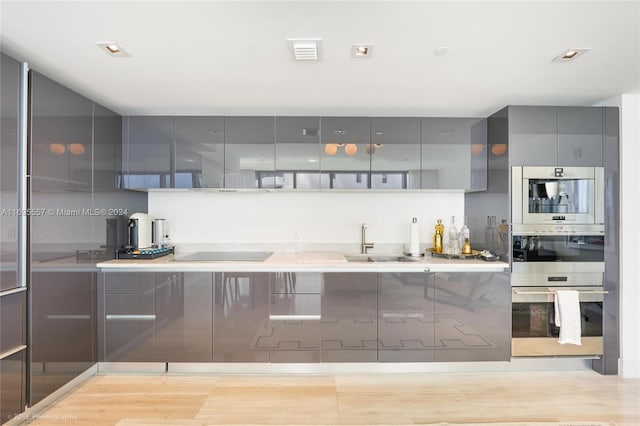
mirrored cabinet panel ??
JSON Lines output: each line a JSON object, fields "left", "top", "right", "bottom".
{"left": 422, "top": 118, "right": 487, "bottom": 191}
{"left": 321, "top": 117, "right": 371, "bottom": 189}
{"left": 175, "top": 116, "right": 224, "bottom": 188}
{"left": 31, "top": 71, "right": 93, "bottom": 192}
{"left": 122, "top": 116, "right": 173, "bottom": 189}
{"left": 225, "top": 117, "right": 275, "bottom": 189}
{"left": 370, "top": 117, "right": 421, "bottom": 189}
{"left": 93, "top": 104, "right": 121, "bottom": 192}
{"left": 118, "top": 114, "right": 493, "bottom": 191}
{"left": 275, "top": 116, "right": 322, "bottom": 189}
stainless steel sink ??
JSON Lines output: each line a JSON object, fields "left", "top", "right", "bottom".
{"left": 344, "top": 255, "right": 418, "bottom": 263}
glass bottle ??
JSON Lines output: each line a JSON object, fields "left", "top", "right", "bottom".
{"left": 448, "top": 216, "right": 459, "bottom": 255}
{"left": 462, "top": 238, "right": 472, "bottom": 254}
{"left": 433, "top": 219, "right": 444, "bottom": 253}
{"left": 484, "top": 215, "right": 497, "bottom": 252}
{"left": 459, "top": 216, "right": 470, "bottom": 250}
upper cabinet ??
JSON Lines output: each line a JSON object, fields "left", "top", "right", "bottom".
{"left": 508, "top": 106, "right": 604, "bottom": 167}
{"left": 225, "top": 117, "right": 275, "bottom": 189}
{"left": 557, "top": 107, "right": 604, "bottom": 166}
{"left": 370, "top": 117, "right": 421, "bottom": 190}
{"left": 321, "top": 117, "right": 371, "bottom": 189}
{"left": 175, "top": 116, "right": 224, "bottom": 189}
{"left": 422, "top": 118, "right": 487, "bottom": 191}
{"left": 93, "top": 104, "right": 122, "bottom": 192}
{"left": 120, "top": 115, "right": 488, "bottom": 191}
{"left": 122, "top": 116, "right": 173, "bottom": 189}
{"left": 31, "top": 72, "right": 93, "bottom": 192}
{"left": 275, "top": 117, "right": 322, "bottom": 189}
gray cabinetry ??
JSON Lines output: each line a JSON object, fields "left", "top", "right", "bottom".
{"left": 122, "top": 116, "right": 173, "bottom": 189}
{"left": 557, "top": 107, "right": 603, "bottom": 166}
{"left": 175, "top": 116, "right": 224, "bottom": 189}
{"left": 0, "top": 350, "right": 25, "bottom": 424}
{"left": 509, "top": 106, "right": 604, "bottom": 166}
{"left": 31, "top": 71, "right": 93, "bottom": 192}
{"left": 225, "top": 117, "right": 275, "bottom": 189}
{"left": 370, "top": 118, "right": 421, "bottom": 189}
{"left": 321, "top": 273, "right": 377, "bottom": 362}
{"left": 0, "top": 279, "right": 26, "bottom": 424}
{"left": 155, "top": 272, "right": 213, "bottom": 362}
{"left": 102, "top": 272, "right": 156, "bottom": 362}
{"left": 30, "top": 271, "right": 96, "bottom": 405}
{"left": 421, "top": 118, "right": 487, "bottom": 190}
{"left": 378, "top": 272, "right": 435, "bottom": 362}
{"left": 275, "top": 116, "right": 323, "bottom": 189}
{"left": 433, "top": 272, "right": 510, "bottom": 361}
{"left": 321, "top": 117, "right": 371, "bottom": 189}
{"left": 213, "top": 272, "right": 270, "bottom": 362}
{"left": 93, "top": 104, "right": 122, "bottom": 192}
{"left": 269, "top": 272, "right": 322, "bottom": 362}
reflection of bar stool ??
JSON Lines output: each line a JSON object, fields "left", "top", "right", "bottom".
{"left": 222, "top": 273, "right": 241, "bottom": 307}
{"left": 223, "top": 272, "right": 257, "bottom": 308}
{"left": 275, "top": 272, "right": 296, "bottom": 293}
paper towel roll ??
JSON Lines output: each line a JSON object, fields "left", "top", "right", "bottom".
{"left": 409, "top": 217, "right": 420, "bottom": 256}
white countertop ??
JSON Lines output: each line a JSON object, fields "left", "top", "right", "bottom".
{"left": 97, "top": 251, "right": 509, "bottom": 273}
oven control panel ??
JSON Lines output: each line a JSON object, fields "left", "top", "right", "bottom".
{"left": 512, "top": 223, "right": 604, "bottom": 235}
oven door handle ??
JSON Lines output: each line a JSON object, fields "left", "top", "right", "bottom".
{"left": 513, "top": 290, "right": 609, "bottom": 295}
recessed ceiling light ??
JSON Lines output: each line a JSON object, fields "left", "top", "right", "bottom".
{"left": 287, "top": 38, "right": 321, "bottom": 61}
{"left": 96, "top": 42, "right": 128, "bottom": 57}
{"left": 351, "top": 44, "right": 373, "bottom": 58}
{"left": 552, "top": 48, "right": 590, "bottom": 62}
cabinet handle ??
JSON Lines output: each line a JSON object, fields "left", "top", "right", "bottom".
{"left": 269, "top": 315, "right": 321, "bottom": 321}
{"left": 0, "top": 287, "right": 27, "bottom": 298}
{"left": 513, "top": 290, "right": 609, "bottom": 295}
{"left": 46, "top": 315, "right": 91, "bottom": 320}
{"left": 106, "top": 314, "right": 156, "bottom": 321}
{"left": 381, "top": 312, "right": 424, "bottom": 319}
{"left": 0, "top": 345, "right": 27, "bottom": 360}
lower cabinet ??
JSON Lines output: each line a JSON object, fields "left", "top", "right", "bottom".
{"left": 321, "top": 273, "right": 377, "bottom": 362}
{"left": 30, "top": 271, "right": 96, "bottom": 405}
{"left": 0, "top": 349, "right": 26, "bottom": 424}
{"left": 99, "top": 270, "right": 510, "bottom": 365}
{"left": 213, "top": 272, "right": 270, "bottom": 362}
{"left": 433, "top": 272, "right": 511, "bottom": 361}
{"left": 156, "top": 272, "right": 212, "bottom": 362}
{"left": 102, "top": 272, "right": 156, "bottom": 362}
{"left": 269, "top": 272, "right": 322, "bottom": 363}
{"left": 378, "top": 272, "right": 435, "bottom": 362}
{"left": 0, "top": 290, "right": 26, "bottom": 423}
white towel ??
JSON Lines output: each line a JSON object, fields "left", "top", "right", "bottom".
{"left": 554, "top": 290, "right": 582, "bottom": 345}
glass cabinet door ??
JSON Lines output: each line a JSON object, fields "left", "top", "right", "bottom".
{"left": 370, "top": 118, "right": 421, "bottom": 189}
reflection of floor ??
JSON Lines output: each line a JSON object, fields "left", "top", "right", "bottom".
{"left": 252, "top": 317, "right": 497, "bottom": 352}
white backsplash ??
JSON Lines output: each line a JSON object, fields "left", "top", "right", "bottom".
{"left": 148, "top": 191, "right": 464, "bottom": 253}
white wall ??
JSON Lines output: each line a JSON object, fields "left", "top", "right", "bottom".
{"left": 148, "top": 191, "right": 464, "bottom": 253}
{"left": 618, "top": 94, "right": 640, "bottom": 378}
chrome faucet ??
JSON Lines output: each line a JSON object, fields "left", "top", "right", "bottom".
{"left": 361, "top": 223, "right": 374, "bottom": 254}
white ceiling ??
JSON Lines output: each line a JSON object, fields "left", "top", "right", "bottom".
{"left": 1, "top": 1, "right": 639, "bottom": 117}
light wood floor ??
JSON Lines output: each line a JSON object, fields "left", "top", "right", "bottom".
{"left": 23, "top": 371, "right": 640, "bottom": 426}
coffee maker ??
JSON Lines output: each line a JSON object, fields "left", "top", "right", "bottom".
{"left": 128, "top": 212, "right": 154, "bottom": 249}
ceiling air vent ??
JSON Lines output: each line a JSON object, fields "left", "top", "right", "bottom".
{"left": 287, "top": 38, "right": 321, "bottom": 61}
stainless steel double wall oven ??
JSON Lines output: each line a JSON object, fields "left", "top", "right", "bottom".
{"left": 511, "top": 166, "right": 606, "bottom": 357}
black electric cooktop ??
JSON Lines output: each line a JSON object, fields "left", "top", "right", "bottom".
{"left": 173, "top": 251, "right": 272, "bottom": 262}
